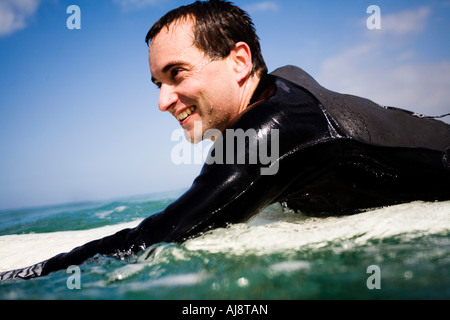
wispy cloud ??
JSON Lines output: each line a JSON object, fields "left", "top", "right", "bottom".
{"left": 318, "top": 6, "right": 449, "bottom": 120}
{"left": 320, "top": 47, "right": 450, "bottom": 117}
{"left": 0, "top": 0, "right": 40, "bottom": 37}
{"left": 113, "top": 0, "right": 162, "bottom": 10}
{"left": 380, "top": 6, "right": 430, "bottom": 36}
{"left": 244, "top": 1, "right": 280, "bottom": 13}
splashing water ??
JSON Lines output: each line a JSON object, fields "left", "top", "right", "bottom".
{"left": 0, "top": 193, "right": 449, "bottom": 300}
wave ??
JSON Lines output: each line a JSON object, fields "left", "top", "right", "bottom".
{"left": 1, "top": 200, "right": 450, "bottom": 272}
{"left": 185, "top": 200, "right": 450, "bottom": 254}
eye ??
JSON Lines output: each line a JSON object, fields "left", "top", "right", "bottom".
{"left": 170, "top": 68, "right": 183, "bottom": 81}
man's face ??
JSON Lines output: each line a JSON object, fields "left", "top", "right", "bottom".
{"left": 149, "top": 19, "right": 241, "bottom": 143}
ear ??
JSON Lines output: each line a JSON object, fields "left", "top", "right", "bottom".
{"left": 229, "top": 42, "right": 253, "bottom": 85}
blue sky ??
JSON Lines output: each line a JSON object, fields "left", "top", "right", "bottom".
{"left": 0, "top": 0, "right": 449, "bottom": 210}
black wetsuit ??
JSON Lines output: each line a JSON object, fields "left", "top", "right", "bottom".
{"left": 2, "top": 66, "right": 449, "bottom": 281}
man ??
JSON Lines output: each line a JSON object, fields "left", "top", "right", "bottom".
{"left": 1, "top": 0, "right": 449, "bottom": 281}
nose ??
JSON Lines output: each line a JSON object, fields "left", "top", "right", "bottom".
{"left": 158, "top": 83, "right": 178, "bottom": 112}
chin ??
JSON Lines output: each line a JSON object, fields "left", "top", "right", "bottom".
{"left": 184, "top": 130, "right": 202, "bottom": 144}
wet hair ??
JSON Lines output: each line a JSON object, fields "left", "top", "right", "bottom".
{"left": 145, "top": 0, "right": 267, "bottom": 77}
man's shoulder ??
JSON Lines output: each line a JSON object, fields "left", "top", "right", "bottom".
{"left": 270, "top": 65, "right": 320, "bottom": 90}
{"left": 270, "top": 65, "right": 450, "bottom": 151}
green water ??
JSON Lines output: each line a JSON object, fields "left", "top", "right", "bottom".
{"left": 0, "top": 193, "right": 450, "bottom": 300}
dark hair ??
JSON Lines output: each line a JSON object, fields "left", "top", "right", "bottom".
{"left": 145, "top": 0, "right": 267, "bottom": 77}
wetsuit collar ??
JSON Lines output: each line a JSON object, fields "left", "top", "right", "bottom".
{"left": 248, "top": 73, "right": 276, "bottom": 108}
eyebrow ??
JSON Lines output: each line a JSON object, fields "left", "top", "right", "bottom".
{"left": 151, "top": 60, "right": 188, "bottom": 85}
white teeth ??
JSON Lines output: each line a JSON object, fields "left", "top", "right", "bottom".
{"left": 176, "top": 106, "right": 196, "bottom": 121}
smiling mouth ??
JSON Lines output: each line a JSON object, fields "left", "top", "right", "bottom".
{"left": 176, "top": 106, "right": 196, "bottom": 122}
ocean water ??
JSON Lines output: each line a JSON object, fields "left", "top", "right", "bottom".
{"left": 0, "top": 190, "right": 450, "bottom": 300}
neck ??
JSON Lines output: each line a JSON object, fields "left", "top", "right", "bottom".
{"left": 238, "top": 74, "right": 262, "bottom": 114}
